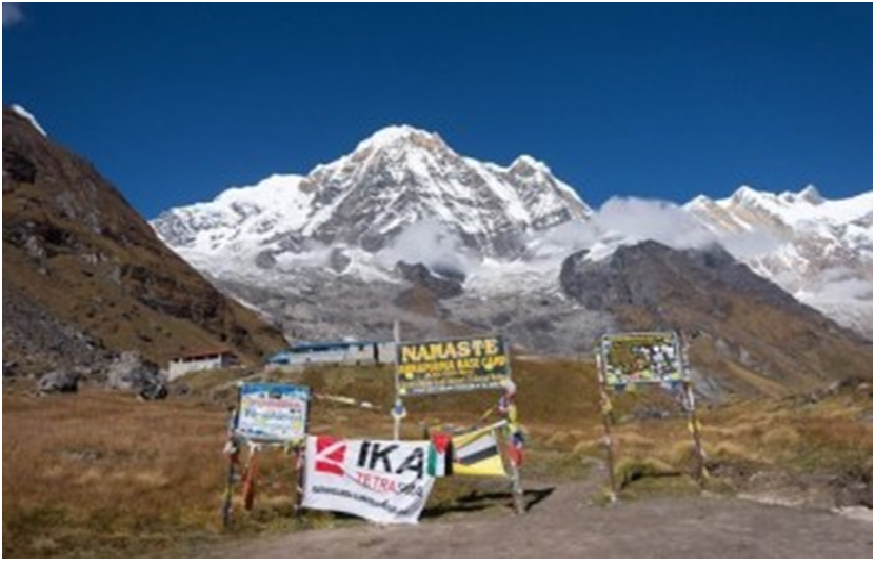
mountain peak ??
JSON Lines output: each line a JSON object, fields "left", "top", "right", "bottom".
{"left": 510, "top": 154, "right": 552, "bottom": 175}
{"left": 155, "top": 124, "right": 591, "bottom": 260}
{"left": 798, "top": 185, "right": 823, "bottom": 205}
{"left": 778, "top": 185, "right": 822, "bottom": 205}
{"left": 355, "top": 124, "right": 445, "bottom": 152}
{"left": 730, "top": 185, "right": 762, "bottom": 205}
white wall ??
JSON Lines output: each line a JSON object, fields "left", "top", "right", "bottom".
{"left": 166, "top": 356, "right": 224, "bottom": 381}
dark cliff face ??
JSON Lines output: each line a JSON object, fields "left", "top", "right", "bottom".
{"left": 396, "top": 261, "right": 464, "bottom": 299}
{"left": 560, "top": 241, "right": 820, "bottom": 316}
{"left": 559, "top": 241, "right": 872, "bottom": 394}
{"left": 2, "top": 108, "right": 287, "bottom": 372}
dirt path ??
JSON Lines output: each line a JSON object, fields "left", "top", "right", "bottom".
{"left": 201, "top": 479, "right": 872, "bottom": 559}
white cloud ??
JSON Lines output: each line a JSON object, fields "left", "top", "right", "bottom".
{"left": 803, "top": 267, "right": 873, "bottom": 303}
{"left": 3, "top": 3, "right": 23, "bottom": 27}
{"left": 377, "top": 219, "right": 478, "bottom": 275}
{"left": 527, "top": 196, "right": 779, "bottom": 261}
{"left": 590, "top": 197, "right": 716, "bottom": 249}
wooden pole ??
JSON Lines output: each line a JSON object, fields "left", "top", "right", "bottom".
{"left": 508, "top": 453, "right": 525, "bottom": 515}
{"left": 503, "top": 339, "right": 524, "bottom": 515}
{"left": 221, "top": 388, "right": 241, "bottom": 529}
{"left": 684, "top": 381, "right": 705, "bottom": 488}
{"left": 599, "top": 388, "right": 618, "bottom": 501}
{"left": 293, "top": 443, "right": 305, "bottom": 519}
{"left": 294, "top": 389, "right": 311, "bottom": 518}
{"left": 678, "top": 332, "right": 705, "bottom": 489}
{"left": 241, "top": 444, "right": 259, "bottom": 512}
{"left": 222, "top": 442, "right": 236, "bottom": 530}
{"left": 594, "top": 350, "right": 618, "bottom": 502}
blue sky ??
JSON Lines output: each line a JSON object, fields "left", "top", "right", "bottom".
{"left": 3, "top": 3, "right": 871, "bottom": 218}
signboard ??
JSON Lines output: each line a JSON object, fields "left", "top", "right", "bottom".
{"left": 235, "top": 382, "right": 310, "bottom": 443}
{"left": 301, "top": 436, "right": 435, "bottom": 524}
{"left": 598, "top": 332, "right": 685, "bottom": 386}
{"left": 395, "top": 336, "right": 510, "bottom": 396}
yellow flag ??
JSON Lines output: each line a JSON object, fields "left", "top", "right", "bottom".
{"left": 452, "top": 427, "right": 506, "bottom": 477}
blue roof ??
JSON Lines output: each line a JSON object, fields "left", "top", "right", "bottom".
{"left": 283, "top": 340, "right": 391, "bottom": 352}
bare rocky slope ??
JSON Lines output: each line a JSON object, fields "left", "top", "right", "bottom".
{"left": 2, "top": 107, "right": 288, "bottom": 375}
{"left": 560, "top": 241, "right": 873, "bottom": 395}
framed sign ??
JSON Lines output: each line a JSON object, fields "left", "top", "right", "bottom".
{"left": 598, "top": 332, "right": 685, "bottom": 386}
{"left": 395, "top": 336, "right": 509, "bottom": 396}
{"left": 235, "top": 382, "right": 310, "bottom": 443}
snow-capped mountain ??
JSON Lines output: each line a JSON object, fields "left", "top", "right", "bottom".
{"left": 685, "top": 185, "right": 873, "bottom": 335}
{"left": 153, "top": 125, "right": 591, "bottom": 274}
{"left": 151, "top": 125, "right": 872, "bottom": 339}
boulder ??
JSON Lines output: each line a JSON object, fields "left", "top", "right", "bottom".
{"left": 106, "top": 350, "right": 160, "bottom": 391}
{"left": 396, "top": 261, "right": 463, "bottom": 299}
{"left": 138, "top": 382, "right": 168, "bottom": 401}
{"left": 328, "top": 248, "right": 352, "bottom": 273}
{"left": 38, "top": 371, "right": 80, "bottom": 394}
{"left": 3, "top": 360, "right": 18, "bottom": 377}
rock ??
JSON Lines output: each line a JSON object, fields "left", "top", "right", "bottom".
{"left": 396, "top": 261, "right": 463, "bottom": 299}
{"left": 105, "top": 350, "right": 160, "bottom": 391}
{"left": 255, "top": 250, "right": 277, "bottom": 270}
{"left": 171, "top": 382, "right": 192, "bottom": 398}
{"left": 738, "top": 346, "right": 757, "bottom": 367}
{"left": 24, "top": 235, "right": 46, "bottom": 260}
{"left": 3, "top": 148, "right": 37, "bottom": 184}
{"left": 38, "top": 371, "right": 80, "bottom": 394}
{"left": 3, "top": 361, "right": 18, "bottom": 377}
{"left": 830, "top": 466, "right": 873, "bottom": 509}
{"left": 491, "top": 312, "right": 513, "bottom": 327}
{"left": 328, "top": 248, "right": 352, "bottom": 273}
{"left": 630, "top": 404, "right": 674, "bottom": 422}
{"left": 714, "top": 338, "right": 734, "bottom": 359}
{"left": 138, "top": 382, "right": 168, "bottom": 401}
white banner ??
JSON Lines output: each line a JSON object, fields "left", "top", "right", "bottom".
{"left": 302, "top": 436, "right": 435, "bottom": 524}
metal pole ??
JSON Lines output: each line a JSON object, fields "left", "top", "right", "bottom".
{"left": 393, "top": 400, "right": 403, "bottom": 441}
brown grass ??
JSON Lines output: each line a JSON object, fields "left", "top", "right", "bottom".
{"left": 2, "top": 359, "right": 600, "bottom": 557}
{"left": 3, "top": 390, "right": 229, "bottom": 557}
{"left": 4, "top": 359, "right": 872, "bottom": 557}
